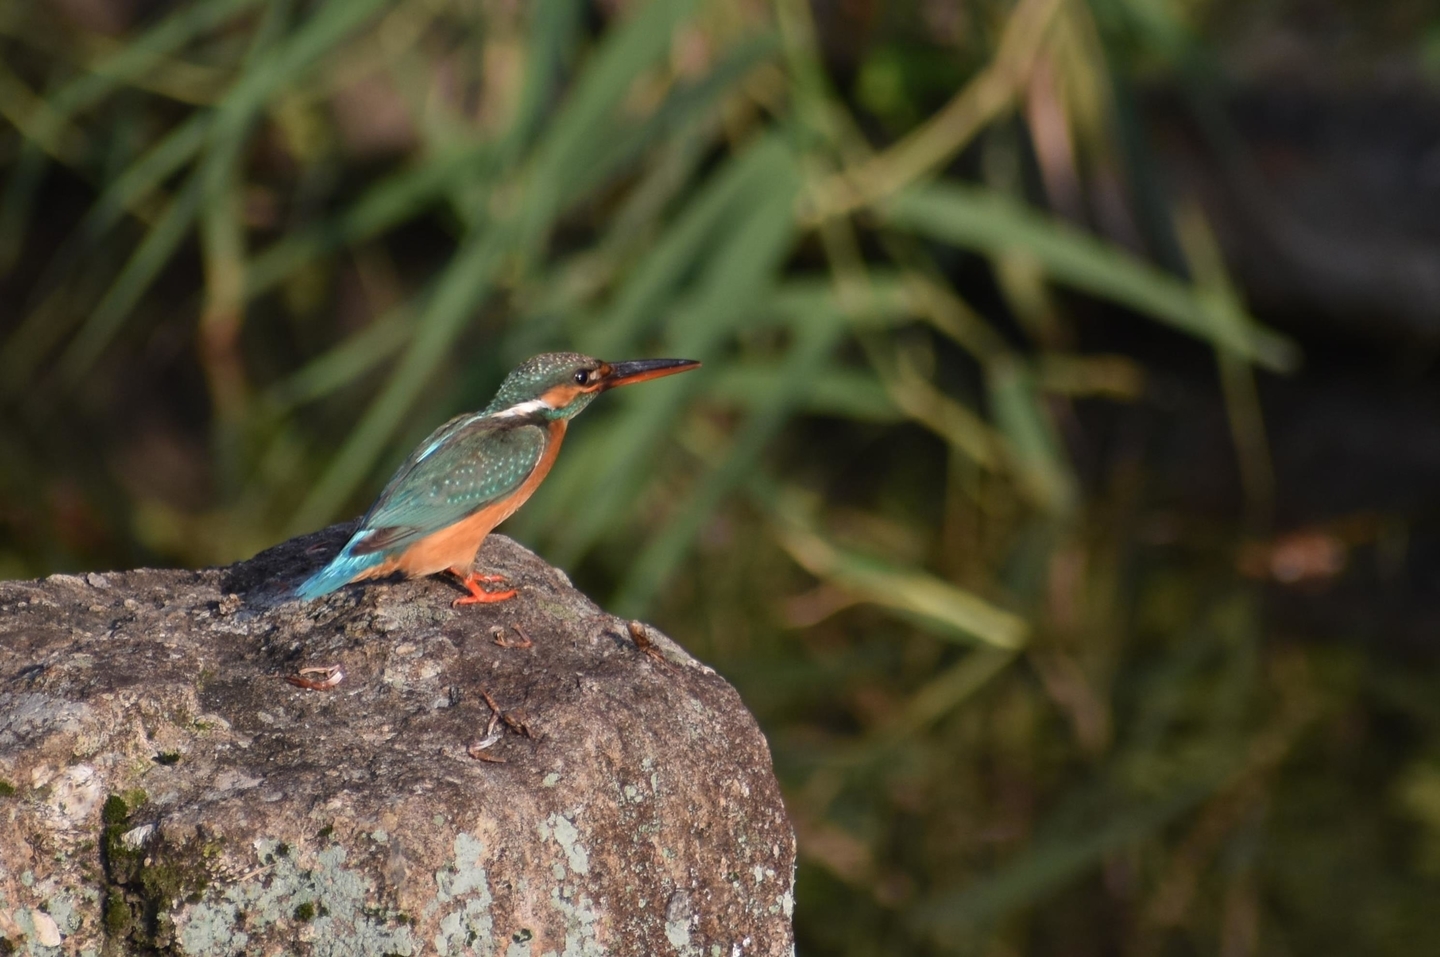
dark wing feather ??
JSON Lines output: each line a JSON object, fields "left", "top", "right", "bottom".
{"left": 351, "top": 416, "right": 547, "bottom": 556}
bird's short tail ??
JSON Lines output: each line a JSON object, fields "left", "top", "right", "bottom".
{"left": 294, "top": 544, "right": 385, "bottom": 601}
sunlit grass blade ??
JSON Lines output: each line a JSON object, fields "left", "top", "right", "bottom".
{"left": 615, "top": 285, "right": 836, "bottom": 615}
{"left": 578, "top": 135, "right": 795, "bottom": 358}
{"left": 40, "top": 0, "right": 263, "bottom": 120}
{"left": 562, "top": 33, "right": 779, "bottom": 203}
{"left": 866, "top": 335, "right": 1004, "bottom": 471}
{"left": 535, "top": 144, "right": 801, "bottom": 564}
{"left": 884, "top": 182, "right": 1299, "bottom": 370}
{"left": 56, "top": 173, "right": 205, "bottom": 383}
{"left": 803, "top": 0, "right": 1063, "bottom": 219}
{"left": 767, "top": 504, "right": 1030, "bottom": 650}
{"left": 988, "top": 358, "right": 1078, "bottom": 516}
{"left": 517, "top": 0, "right": 705, "bottom": 241}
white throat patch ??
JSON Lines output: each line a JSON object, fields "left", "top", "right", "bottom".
{"left": 490, "top": 398, "right": 552, "bottom": 419}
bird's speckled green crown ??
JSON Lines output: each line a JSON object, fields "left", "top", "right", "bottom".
{"left": 482, "top": 352, "right": 602, "bottom": 420}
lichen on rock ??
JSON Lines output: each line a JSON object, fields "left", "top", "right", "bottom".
{"left": 0, "top": 526, "right": 795, "bottom": 956}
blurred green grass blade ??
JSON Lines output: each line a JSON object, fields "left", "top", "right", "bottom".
{"left": 0, "top": 0, "right": 262, "bottom": 264}
{"left": 56, "top": 172, "right": 205, "bottom": 382}
{"left": 43, "top": 0, "right": 264, "bottom": 119}
{"left": 537, "top": 142, "right": 801, "bottom": 563}
{"left": 829, "top": 648, "right": 1021, "bottom": 774}
{"left": 268, "top": 304, "right": 415, "bottom": 410}
{"left": 0, "top": 133, "right": 49, "bottom": 269}
{"left": 57, "top": 0, "right": 393, "bottom": 386}
{"left": 988, "top": 358, "right": 1078, "bottom": 516}
{"left": 246, "top": 143, "right": 493, "bottom": 299}
{"left": 597, "top": 122, "right": 712, "bottom": 257}
{"left": 1088, "top": 3, "right": 1188, "bottom": 274}
{"left": 909, "top": 786, "right": 1210, "bottom": 936}
{"left": 868, "top": 336, "right": 1004, "bottom": 471}
{"left": 498, "top": 0, "right": 584, "bottom": 162}
{"left": 579, "top": 136, "right": 794, "bottom": 358}
{"left": 1178, "top": 204, "right": 1274, "bottom": 528}
{"left": 251, "top": 31, "right": 769, "bottom": 307}
{"left": 199, "top": 0, "right": 390, "bottom": 169}
{"left": 768, "top": 505, "right": 1029, "bottom": 650}
{"left": 518, "top": 129, "right": 715, "bottom": 344}
{"left": 893, "top": 649, "right": 1019, "bottom": 736}
{"left": 884, "top": 182, "right": 1299, "bottom": 370}
{"left": 563, "top": 34, "right": 779, "bottom": 203}
{"left": 529, "top": 0, "right": 703, "bottom": 176}
{"left": 527, "top": 137, "right": 800, "bottom": 529}
{"left": 612, "top": 265, "right": 920, "bottom": 612}
{"left": 516, "top": 0, "right": 704, "bottom": 248}
{"left": 767, "top": 272, "right": 913, "bottom": 329}
{"left": 83, "top": 112, "right": 213, "bottom": 239}
{"left": 615, "top": 287, "right": 834, "bottom": 616}
{"left": 707, "top": 363, "right": 899, "bottom": 421}
{"left": 0, "top": 261, "right": 116, "bottom": 395}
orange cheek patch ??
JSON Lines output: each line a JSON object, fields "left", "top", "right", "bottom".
{"left": 539, "top": 381, "right": 604, "bottom": 408}
{"left": 539, "top": 383, "right": 585, "bottom": 408}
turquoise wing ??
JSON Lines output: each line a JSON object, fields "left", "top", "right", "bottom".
{"left": 351, "top": 417, "right": 547, "bottom": 556}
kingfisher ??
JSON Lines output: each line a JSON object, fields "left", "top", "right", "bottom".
{"left": 296, "top": 352, "right": 700, "bottom": 605}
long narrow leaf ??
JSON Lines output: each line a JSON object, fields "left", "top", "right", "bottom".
{"left": 885, "top": 182, "right": 1298, "bottom": 370}
{"left": 769, "top": 509, "right": 1030, "bottom": 650}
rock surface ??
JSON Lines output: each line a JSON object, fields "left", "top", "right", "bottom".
{"left": 0, "top": 525, "right": 795, "bottom": 956}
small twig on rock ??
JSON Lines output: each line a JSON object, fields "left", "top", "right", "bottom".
{"left": 492, "top": 624, "right": 533, "bottom": 649}
{"left": 285, "top": 664, "right": 344, "bottom": 691}
{"left": 627, "top": 620, "right": 670, "bottom": 668}
{"left": 478, "top": 688, "right": 532, "bottom": 737}
{"left": 467, "top": 708, "right": 505, "bottom": 762}
{"left": 234, "top": 861, "right": 278, "bottom": 883}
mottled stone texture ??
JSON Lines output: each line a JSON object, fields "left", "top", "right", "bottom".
{"left": 0, "top": 525, "right": 795, "bottom": 956}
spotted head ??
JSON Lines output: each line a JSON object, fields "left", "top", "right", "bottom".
{"left": 483, "top": 352, "right": 701, "bottom": 421}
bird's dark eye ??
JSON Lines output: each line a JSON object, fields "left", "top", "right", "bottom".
{"left": 573, "top": 370, "right": 588, "bottom": 385}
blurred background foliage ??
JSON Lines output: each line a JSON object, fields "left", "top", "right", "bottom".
{"left": 6, "top": 0, "right": 1440, "bottom": 952}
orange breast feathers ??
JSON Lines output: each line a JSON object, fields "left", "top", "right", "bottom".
{"left": 380, "top": 419, "right": 569, "bottom": 579}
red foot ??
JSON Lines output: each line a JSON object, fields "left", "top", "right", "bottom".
{"left": 451, "top": 570, "right": 517, "bottom": 607}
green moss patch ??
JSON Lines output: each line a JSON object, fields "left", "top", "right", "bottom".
{"left": 98, "top": 790, "right": 220, "bottom": 952}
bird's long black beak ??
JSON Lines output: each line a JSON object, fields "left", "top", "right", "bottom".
{"left": 601, "top": 357, "right": 701, "bottom": 388}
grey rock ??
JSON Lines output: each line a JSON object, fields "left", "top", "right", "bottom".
{"left": 0, "top": 525, "right": 795, "bottom": 956}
